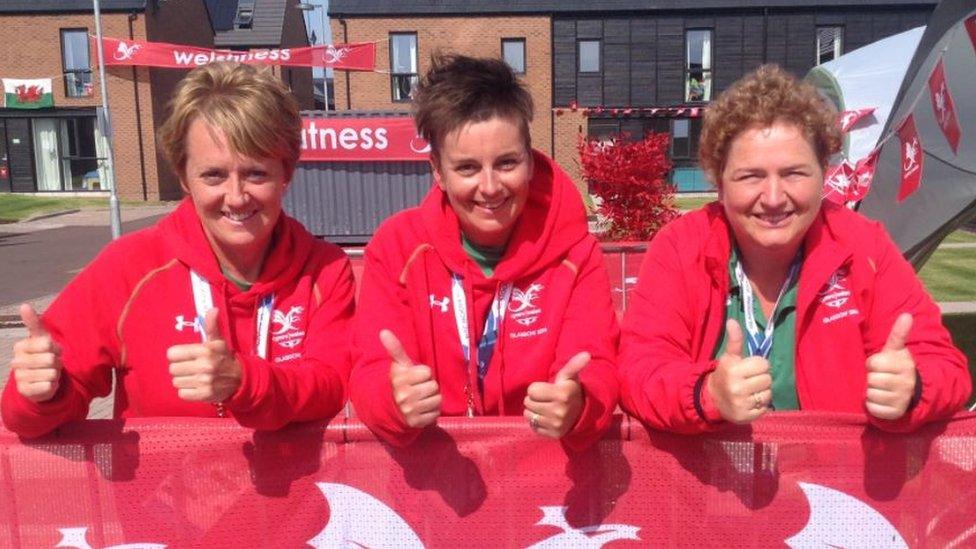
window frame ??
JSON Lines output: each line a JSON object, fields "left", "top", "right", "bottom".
{"left": 815, "top": 25, "right": 844, "bottom": 66}
{"left": 683, "top": 28, "right": 713, "bottom": 103}
{"left": 389, "top": 32, "right": 419, "bottom": 103}
{"left": 501, "top": 38, "right": 526, "bottom": 75}
{"left": 577, "top": 39, "right": 602, "bottom": 74}
{"left": 59, "top": 28, "right": 93, "bottom": 99}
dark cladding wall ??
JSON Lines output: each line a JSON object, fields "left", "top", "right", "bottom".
{"left": 553, "top": 7, "right": 932, "bottom": 108}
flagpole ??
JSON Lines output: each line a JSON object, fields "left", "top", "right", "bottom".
{"left": 93, "top": 0, "right": 121, "bottom": 239}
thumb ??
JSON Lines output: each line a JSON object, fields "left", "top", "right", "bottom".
{"left": 555, "top": 352, "right": 590, "bottom": 383}
{"left": 19, "top": 303, "right": 47, "bottom": 338}
{"left": 380, "top": 329, "right": 415, "bottom": 369}
{"left": 723, "top": 319, "right": 744, "bottom": 359}
{"left": 203, "top": 308, "right": 222, "bottom": 342}
{"left": 882, "top": 312, "right": 913, "bottom": 352}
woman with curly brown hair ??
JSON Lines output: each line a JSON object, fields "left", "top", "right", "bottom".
{"left": 619, "top": 64, "right": 969, "bottom": 433}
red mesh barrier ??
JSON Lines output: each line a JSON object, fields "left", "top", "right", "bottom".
{"left": 2, "top": 412, "right": 975, "bottom": 547}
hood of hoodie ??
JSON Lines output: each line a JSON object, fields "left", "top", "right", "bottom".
{"left": 420, "top": 150, "right": 589, "bottom": 286}
{"left": 158, "top": 198, "right": 315, "bottom": 303}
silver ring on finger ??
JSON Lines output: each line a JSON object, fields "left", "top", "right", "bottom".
{"left": 752, "top": 392, "right": 764, "bottom": 410}
{"left": 530, "top": 412, "right": 540, "bottom": 430}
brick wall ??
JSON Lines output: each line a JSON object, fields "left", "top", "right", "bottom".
{"left": 330, "top": 16, "right": 553, "bottom": 156}
{"left": 0, "top": 12, "right": 156, "bottom": 201}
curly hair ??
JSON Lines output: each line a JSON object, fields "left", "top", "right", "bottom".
{"left": 698, "top": 64, "right": 841, "bottom": 184}
{"left": 412, "top": 53, "right": 533, "bottom": 157}
{"left": 157, "top": 62, "right": 302, "bottom": 179}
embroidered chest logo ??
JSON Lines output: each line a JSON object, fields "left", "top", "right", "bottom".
{"left": 429, "top": 294, "right": 450, "bottom": 313}
{"left": 174, "top": 314, "right": 202, "bottom": 334}
{"left": 509, "top": 283, "right": 544, "bottom": 326}
{"left": 818, "top": 267, "right": 860, "bottom": 325}
{"left": 272, "top": 305, "right": 306, "bottom": 349}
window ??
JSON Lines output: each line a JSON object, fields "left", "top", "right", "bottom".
{"left": 390, "top": 33, "right": 418, "bottom": 102}
{"left": 502, "top": 38, "right": 526, "bottom": 74}
{"left": 684, "top": 29, "right": 712, "bottom": 102}
{"left": 578, "top": 40, "right": 600, "bottom": 73}
{"left": 234, "top": 0, "right": 255, "bottom": 29}
{"left": 816, "top": 26, "right": 843, "bottom": 65}
{"left": 61, "top": 29, "right": 92, "bottom": 98}
{"left": 671, "top": 118, "right": 703, "bottom": 160}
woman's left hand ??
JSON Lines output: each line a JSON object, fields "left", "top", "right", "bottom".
{"left": 523, "top": 352, "right": 589, "bottom": 439}
{"left": 166, "top": 308, "right": 242, "bottom": 404}
{"left": 865, "top": 313, "right": 917, "bottom": 420}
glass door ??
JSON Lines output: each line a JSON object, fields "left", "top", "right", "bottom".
{"left": 32, "top": 118, "right": 63, "bottom": 191}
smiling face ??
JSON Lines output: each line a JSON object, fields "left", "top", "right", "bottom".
{"left": 180, "top": 118, "right": 288, "bottom": 274}
{"left": 719, "top": 121, "right": 823, "bottom": 264}
{"left": 432, "top": 116, "right": 533, "bottom": 248}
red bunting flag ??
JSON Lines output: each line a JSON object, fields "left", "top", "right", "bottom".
{"left": 896, "top": 115, "right": 923, "bottom": 202}
{"left": 99, "top": 36, "right": 376, "bottom": 70}
{"left": 927, "top": 58, "right": 961, "bottom": 153}
{"left": 837, "top": 108, "right": 876, "bottom": 133}
{"left": 823, "top": 161, "right": 855, "bottom": 205}
{"left": 851, "top": 148, "right": 879, "bottom": 201}
{"left": 966, "top": 15, "right": 976, "bottom": 53}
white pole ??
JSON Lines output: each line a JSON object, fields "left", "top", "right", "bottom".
{"left": 93, "top": 0, "right": 122, "bottom": 239}
{"left": 319, "top": 5, "right": 329, "bottom": 112}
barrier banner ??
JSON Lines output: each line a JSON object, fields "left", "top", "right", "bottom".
{"left": 99, "top": 37, "right": 376, "bottom": 70}
{"left": 300, "top": 117, "right": 430, "bottom": 162}
{"left": 1, "top": 413, "right": 975, "bottom": 547}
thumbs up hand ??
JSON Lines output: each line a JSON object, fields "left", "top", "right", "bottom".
{"left": 524, "top": 352, "right": 589, "bottom": 439}
{"left": 166, "top": 308, "right": 241, "bottom": 403}
{"left": 383, "top": 329, "right": 441, "bottom": 429}
{"left": 865, "top": 313, "right": 917, "bottom": 420}
{"left": 10, "top": 303, "right": 63, "bottom": 402}
{"left": 705, "top": 319, "right": 773, "bottom": 424}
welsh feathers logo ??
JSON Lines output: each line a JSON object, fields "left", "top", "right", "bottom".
{"left": 786, "top": 483, "right": 907, "bottom": 548}
{"left": 323, "top": 45, "right": 351, "bottom": 65}
{"left": 509, "top": 283, "right": 545, "bottom": 327}
{"left": 113, "top": 40, "right": 141, "bottom": 61}
{"left": 272, "top": 305, "right": 305, "bottom": 350}
{"left": 818, "top": 268, "right": 851, "bottom": 309}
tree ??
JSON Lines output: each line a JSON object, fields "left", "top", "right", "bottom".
{"left": 578, "top": 132, "right": 678, "bottom": 241}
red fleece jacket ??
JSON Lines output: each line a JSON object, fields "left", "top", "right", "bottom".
{"left": 620, "top": 202, "right": 970, "bottom": 434}
{"left": 2, "top": 199, "right": 355, "bottom": 437}
{"left": 350, "top": 151, "right": 620, "bottom": 448}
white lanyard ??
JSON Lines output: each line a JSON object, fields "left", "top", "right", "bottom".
{"left": 189, "top": 270, "right": 274, "bottom": 360}
{"left": 450, "top": 274, "right": 512, "bottom": 365}
{"left": 734, "top": 255, "right": 800, "bottom": 359}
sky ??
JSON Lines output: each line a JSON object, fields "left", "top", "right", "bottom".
{"left": 300, "top": 0, "right": 332, "bottom": 78}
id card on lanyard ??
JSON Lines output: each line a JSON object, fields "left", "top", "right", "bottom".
{"left": 450, "top": 274, "right": 512, "bottom": 416}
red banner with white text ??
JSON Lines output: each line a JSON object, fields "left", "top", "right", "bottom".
{"left": 99, "top": 36, "right": 376, "bottom": 70}
{"left": 2, "top": 413, "right": 975, "bottom": 547}
{"left": 300, "top": 117, "right": 430, "bottom": 161}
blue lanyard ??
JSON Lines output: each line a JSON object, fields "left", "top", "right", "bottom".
{"left": 733, "top": 253, "right": 801, "bottom": 359}
{"left": 450, "top": 274, "right": 512, "bottom": 380}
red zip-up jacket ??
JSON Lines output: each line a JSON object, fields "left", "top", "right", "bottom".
{"left": 620, "top": 202, "right": 970, "bottom": 434}
{"left": 349, "top": 151, "right": 619, "bottom": 448}
{"left": 2, "top": 199, "right": 355, "bottom": 438}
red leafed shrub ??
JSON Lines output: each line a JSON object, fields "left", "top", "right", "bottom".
{"left": 578, "top": 132, "right": 678, "bottom": 241}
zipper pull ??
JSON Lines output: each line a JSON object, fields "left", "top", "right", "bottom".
{"left": 466, "top": 385, "right": 475, "bottom": 418}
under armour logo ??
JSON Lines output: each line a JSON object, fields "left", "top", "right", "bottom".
{"left": 174, "top": 315, "right": 201, "bottom": 333}
{"left": 429, "top": 294, "right": 450, "bottom": 313}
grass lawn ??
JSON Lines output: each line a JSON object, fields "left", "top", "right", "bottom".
{"left": 674, "top": 194, "right": 717, "bottom": 211}
{"left": 919, "top": 245, "right": 976, "bottom": 302}
{"left": 0, "top": 194, "right": 165, "bottom": 223}
{"left": 943, "top": 229, "right": 976, "bottom": 244}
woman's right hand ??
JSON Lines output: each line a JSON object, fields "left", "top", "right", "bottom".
{"left": 705, "top": 319, "right": 772, "bottom": 424}
{"left": 382, "top": 329, "right": 441, "bottom": 428}
{"left": 9, "top": 303, "right": 63, "bottom": 403}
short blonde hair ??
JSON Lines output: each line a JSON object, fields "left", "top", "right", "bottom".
{"left": 157, "top": 62, "right": 302, "bottom": 178}
{"left": 699, "top": 64, "right": 841, "bottom": 184}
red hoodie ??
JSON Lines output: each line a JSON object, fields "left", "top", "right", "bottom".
{"left": 349, "top": 151, "right": 619, "bottom": 448}
{"left": 2, "top": 199, "right": 355, "bottom": 438}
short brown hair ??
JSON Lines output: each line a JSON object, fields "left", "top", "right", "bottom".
{"left": 157, "top": 62, "right": 302, "bottom": 179}
{"left": 699, "top": 64, "right": 841, "bottom": 184}
{"left": 412, "top": 53, "right": 534, "bottom": 156}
